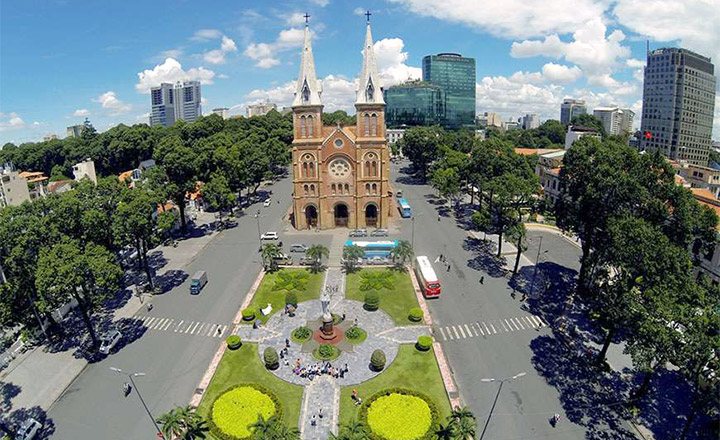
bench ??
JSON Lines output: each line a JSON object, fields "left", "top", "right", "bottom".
{"left": 260, "top": 303, "right": 273, "bottom": 316}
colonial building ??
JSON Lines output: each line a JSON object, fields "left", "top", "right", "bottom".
{"left": 291, "top": 19, "right": 391, "bottom": 230}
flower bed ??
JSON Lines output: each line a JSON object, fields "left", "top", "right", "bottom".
{"left": 359, "top": 388, "right": 438, "bottom": 440}
{"left": 313, "top": 343, "right": 341, "bottom": 361}
{"left": 209, "top": 384, "right": 282, "bottom": 440}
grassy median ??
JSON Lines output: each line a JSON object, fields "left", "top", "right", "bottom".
{"left": 242, "top": 268, "right": 325, "bottom": 323}
{"left": 345, "top": 268, "right": 421, "bottom": 325}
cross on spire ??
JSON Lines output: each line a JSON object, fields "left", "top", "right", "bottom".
{"left": 304, "top": 12, "right": 311, "bottom": 25}
{"left": 365, "top": 10, "right": 371, "bottom": 23}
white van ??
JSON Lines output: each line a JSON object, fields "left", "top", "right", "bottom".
{"left": 190, "top": 271, "right": 208, "bottom": 294}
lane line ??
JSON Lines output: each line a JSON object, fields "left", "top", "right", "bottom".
{"left": 458, "top": 325, "right": 466, "bottom": 338}
{"left": 504, "top": 319, "right": 513, "bottom": 331}
{"left": 184, "top": 322, "right": 195, "bottom": 333}
{"left": 438, "top": 327, "right": 447, "bottom": 341}
{"left": 482, "top": 322, "right": 490, "bottom": 334}
{"left": 174, "top": 320, "right": 184, "bottom": 332}
{"left": 452, "top": 326, "right": 460, "bottom": 339}
{"left": 475, "top": 322, "right": 485, "bottom": 336}
{"left": 489, "top": 323, "right": 497, "bottom": 334}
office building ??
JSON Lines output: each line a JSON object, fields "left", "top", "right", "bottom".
{"left": 247, "top": 102, "right": 278, "bottom": 117}
{"left": 504, "top": 119, "right": 521, "bottom": 131}
{"left": 477, "top": 112, "right": 503, "bottom": 128}
{"left": 384, "top": 81, "right": 444, "bottom": 128}
{"left": 560, "top": 99, "right": 587, "bottom": 125}
{"left": 150, "top": 81, "right": 202, "bottom": 128}
{"left": 386, "top": 128, "right": 405, "bottom": 145}
{"left": 565, "top": 126, "right": 600, "bottom": 149}
{"left": 639, "top": 48, "right": 716, "bottom": 166}
{"left": 422, "top": 53, "right": 476, "bottom": 129}
{"left": 0, "top": 163, "right": 31, "bottom": 207}
{"left": 66, "top": 125, "right": 84, "bottom": 138}
{"left": 522, "top": 114, "right": 540, "bottom": 130}
{"left": 593, "top": 107, "right": 635, "bottom": 136}
{"left": 43, "top": 134, "right": 58, "bottom": 141}
{"left": 72, "top": 159, "right": 97, "bottom": 184}
{"left": 212, "top": 107, "right": 229, "bottom": 119}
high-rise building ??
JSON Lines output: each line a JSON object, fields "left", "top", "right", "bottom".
{"left": 66, "top": 125, "right": 84, "bottom": 138}
{"left": 422, "top": 53, "right": 476, "bottom": 129}
{"left": 593, "top": 107, "right": 636, "bottom": 136}
{"left": 150, "top": 81, "right": 202, "bottom": 127}
{"left": 247, "top": 102, "right": 278, "bottom": 117}
{"left": 522, "top": 114, "right": 540, "bottom": 130}
{"left": 619, "top": 108, "right": 635, "bottom": 134}
{"left": 212, "top": 107, "right": 229, "bottom": 119}
{"left": 384, "top": 81, "right": 444, "bottom": 127}
{"left": 477, "top": 112, "right": 503, "bottom": 128}
{"left": 560, "top": 99, "right": 587, "bottom": 125}
{"left": 43, "top": 134, "right": 58, "bottom": 141}
{"left": 639, "top": 48, "right": 716, "bottom": 165}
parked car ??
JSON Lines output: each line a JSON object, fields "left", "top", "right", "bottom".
{"left": 99, "top": 329, "right": 122, "bottom": 355}
{"left": 272, "top": 253, "right": 293, "bottom": 265}
{"left": 16, "top": 417, "right": 42, "bottom": 440}
{"left": 396, "top": 190, "right": 403, "bottom": 198}
{"left": 299, "top": 256, "right": 315, "bottom": 265}
{"left": 224, "top": 219, "right": 238, "bottom": 228}
{"left": 367, "top": 256, "right": 389, "bottom": 265}
{"left": 263, "top": 198, "right": 272, "bottom": 207}
{"left": 349, "top": 229, "right": 368, "bottom": 237}
{"left": 370, "top": 228, "right": 389, "bottom": 237}
{"left": 289, "top": 244, "right": 308, "bottom": 253}
{"left": 261, "top": 232, "right": 279, "bottom": 240}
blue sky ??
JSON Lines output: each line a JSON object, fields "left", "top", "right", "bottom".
{"left": 1, "top": 0, "right": 719, "bottom": 144}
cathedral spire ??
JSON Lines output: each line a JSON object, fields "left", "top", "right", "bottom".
{"left": 356, "top": 18, "right": 384, "bottom": 105}
{"left": 292, "top": 20, "right": 322, "bottom": 107}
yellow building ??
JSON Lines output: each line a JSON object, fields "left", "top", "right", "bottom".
{"left": 291, "top": 19, "right": 391, "bottom": 230}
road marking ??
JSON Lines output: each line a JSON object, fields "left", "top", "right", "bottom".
{"left": 196, "top": 323, "right": 206, "bottom": 335}
{"left": 468, "top": 324, "right": 478, "bottom": 337}
{"left": 489, "top": 323, "right": 497, "bottom": 334}
{"left": 205, "top": 324, "right": 215, "bottom": 337}
{"left": 162, "top": 319, "right": 174, "bottom": 331}
{"left": 190, "top": 322, "right": 200, "bottom": 334}
{"left": 475, "top": 323, "right": 485, "bottom": 336}
{"left": 500, "top": 320, "right": 508, "bottom": 331}
{"left": 439, "top": 327, "right": 447, "bottom": 341}
{"left": 156, "top": 318, "right": 170, "bottom": 330}
{"left": 522, "top": 316, "right": 535, "bottom": 328}
{"left": 508, "top": 318, "right": 519, "bottom": 331}
{"left": 185, "top": 322, "right": 195, "bottom": 333}
{"left": 503, "top": 319, "right": 513, "bottom": 331}
{"left": 446, "top": 327, "right": 454, "bottom": 340}
{"left": 482, "top": 322, "right": 490, "bottom": 334}
{"left": 145, "top": 317, "right": 157, "bottom": 327}
{"left": 174, "top": 320, "right": 184, "bottom": 332}
{"left": 514, "top": 318, "right": 525, "bottom": 330}
{"left": 452, "top": 326, "right": 460, "bottom": 339}
{"left": 458, "top": 325, "right": 466, "bottom": 338}
{"left": 217, "top": 325, "right": 228, "bottom": 337}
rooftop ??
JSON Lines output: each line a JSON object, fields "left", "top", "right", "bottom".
{"left": 514, "top": 148, "right": 563, "bottom": 156}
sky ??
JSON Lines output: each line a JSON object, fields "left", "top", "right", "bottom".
{"left": 1, "top": 0, "right": 719, "bottom": 145}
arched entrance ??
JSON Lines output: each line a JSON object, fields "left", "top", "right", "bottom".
{"left": 365, "top": 203, "right": 378, "bottom": 227}
{"left": 334, "top": 203, "right": 349, "bottom": 227}
{"left": 305, "top": 205, "right": 318, "bottom": 229}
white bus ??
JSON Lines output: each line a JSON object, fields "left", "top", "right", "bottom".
{"left": 414, "top": 256, "right": 441, "bottom": 298}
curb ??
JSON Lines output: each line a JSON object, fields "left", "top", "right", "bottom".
{"left": 189, "top": 268, "right": 266, "bottom": 408}
{"left": 524, "top": 223, "right": 582, "bottom": 249}
{"left": 407, "top": 265, "right": 433, "bottom": 326}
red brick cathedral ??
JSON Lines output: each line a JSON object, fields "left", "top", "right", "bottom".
{"left": 291, "top": 19, "right": 391, "bottom": 230}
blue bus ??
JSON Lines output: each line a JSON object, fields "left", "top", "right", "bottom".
{"left": 345, "top": 240, "right": 397, "bottom": 258}
{"left": 398, "top": 198, "right": 411, "bottom": 218}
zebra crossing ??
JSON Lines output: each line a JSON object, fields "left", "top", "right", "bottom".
{"left": 135, "top": 315, "right": 231, "bottom": 338}
{"left": 434, "top": 315, "right": 547, "bottom": 342}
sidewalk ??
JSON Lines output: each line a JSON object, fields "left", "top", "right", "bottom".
{"left": 0, "top": 211, "right": 220, "bottom": 416}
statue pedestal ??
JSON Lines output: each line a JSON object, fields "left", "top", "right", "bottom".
{"left": 320, "top": 312, "right": 336, "bottom": 339}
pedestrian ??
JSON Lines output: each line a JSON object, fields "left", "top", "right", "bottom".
{"left": 146, "top": 303, "right": 153, "bottom": 312}
{"left": 311, "top": 415, "right": 317, "bottom": 426}
{"left": 439, "top": 253, "right": 444, "bottom": 261}
{"left": 342, "top": 312, "right": 346, "bottom": 321}
{"left": 319, "top": 408, "right": 323, "bottom": 418}
{"left": 354, "top": 318, "right": 358, "bottom": 326}
{"left": 285, "top": 338, "right": 290, "bottom": 348}
{"left": 446, "top": 263, "right": 450, "bottom": 272}
{"left": 521, "top": 293, "right": 527, "bottom": 302}
{"left": 480, "top": 276, "right": 485, "bottom": 285}
{"left": 217, "top": 327, "right": 222, "bottom": 336}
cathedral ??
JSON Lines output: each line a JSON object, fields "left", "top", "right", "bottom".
{"left": 291, "top": 18, "right": 391, "bottom": 230}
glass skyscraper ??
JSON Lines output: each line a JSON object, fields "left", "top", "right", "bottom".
{"left": 384, "top": 81, "right": 445, "bottom": 128}
{"left": 422, "top": 53, "right": 476, "bottom": 129}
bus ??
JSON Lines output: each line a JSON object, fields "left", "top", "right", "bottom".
{"left": 398, "top": 198, "right": 411, "bottom": 218}
{"left": 345, "top": 240, "right": 397, "bottom": 258}
{"left": 414, "top": 256, "right": 441, "bottom": 298}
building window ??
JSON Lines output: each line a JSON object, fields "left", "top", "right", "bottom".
{"left": 371, "top": 114, "right": 378, "bottom": 136}
{"left": 344, "top": 183, "right": 350, "bottom": 194}
{"left": 300, "top": 116, "right": 307, "bottom": 138}
{"left": 371, "top": 183, "right": 377, "bottom": 194}
{"left": 309, "top": 162, "right": 315, "bottom": 178}
{"left": 308, "top": 115, "right": 314, "bottom": 137}
{"left": 331, "top": 184, "right": 336, "bottom": 195}
{"left": 372, "top": 161, "right": 377, "bottom": 176}
{"left": 303, "top": 185, "right": 309, "bottom": 196}
{"left": 310, "top": 184, "right": 315, "bottom": 195}
{"left": 303, "top": 162, "right": 308, "bottom": 178}
{"left": 365, "top": 183, "right": 371, "bottom": 195}
{"left": 364, "top": 113, "right": 370, "bottom": 136}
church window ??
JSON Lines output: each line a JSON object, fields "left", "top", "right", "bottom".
{"left": 308, "top": 115, "right": 314, "bottom": 137}
{"left": 372, "top": 161, "right": 377, "bottom": 176}
{"left": 302, "top": 162, "right": 308, "bottom": 178}
{"left": 300, "top": 116, "right": 307, "bottom": 138}
{"left": 302, "top": 80, "right": 310, "bottom": 103}
{"left": 331, "top": 184, "right": 336, "bottom": 195}
{"left": 372, "top": 183, "right": 377, "bottom": 194}
{"left": 365, "top": 183, "right": 370, "bottom": 195}
{"left": 371, "top": 114, "right": 378, "bottom": 136}
{"left": 309, "top": 162, "right": 315, "bottom": 177}
{"left": 328, "top": 158, "right": 351, "bottom": 179}
{"left": 364, "top": 161, "right": 370, "bottom": 176}
{"left": 366, "top": 79, "right": 374, "bottom": 101}
{"left": 345, "top": 183, "right": 350, "bottom": 194}
{"left": 310, "top": 184, "right": 316, "bottom": 195}
{"left": 364, "top": 113, "right": 370, "bottom": 136}
{"left": 303, "top": 185, "right": 309, "bottom": 196}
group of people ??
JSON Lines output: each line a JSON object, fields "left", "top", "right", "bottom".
{"left": 325, "top": 285, "right": 339, "bottom": 294}
{"left": 291, "top": 359, "right": 349, "bottom": 381}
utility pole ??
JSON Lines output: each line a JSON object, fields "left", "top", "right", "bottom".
{"left": 109, "top": 368, "right": 164, "bottom": 438}
{"left": 479, "top": 372, "right": 526, "bottom": 440}
{"left": 254, "top": 209, "right": 262, "bottom": 252}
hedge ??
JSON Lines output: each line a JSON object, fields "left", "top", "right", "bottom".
{"left": 370, "top": 349, "right": 386, "bottom": 371}
{"left": 364, "top": 291, "right": 380, "bottom": 311}
{"left": 285, "top": 291, "right": 298, "bottom": 306}
{"left": 358, "top": 388, "right": 439, "bottom": 440}
{"left": 416, "top": 336, "right": 432, "bottom": 351}
{"left": 207, "top": 383, "right": 284, "bottom": 440}
{"left": 291, "top": 326, "right": 311, "bottom": 343}
{"left": 264, "top": 347, "right": 279, "bottom": 370}
{"left": 408, "top": 307, "right": 424, "bottom": 322}
{"left": 226, "top": 335, "right": 242, "bottom": 350}
{"left": 241, "top": 308, "right": 256, "bottom": 321}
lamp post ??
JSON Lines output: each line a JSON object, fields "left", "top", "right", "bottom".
{"left": 109, "top": 367, "right": 164, "bottom": 438}
{"left": 478, "top": 372, "right": 526, "bottom": 440}
{"left": 411, "top": 216, "right": 415, "bottom": 251}
{"left": 254, "top": 209, "right": 262, "bottom": 252}
{"left": 529, "top": 236, "right": 548, "bottom": 298}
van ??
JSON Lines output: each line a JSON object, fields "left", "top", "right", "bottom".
{"left": 396, "top": 190, "right": 403, "bottom": 198}
{"left": 190, "top": 271, "right": 208, "bottom": 294}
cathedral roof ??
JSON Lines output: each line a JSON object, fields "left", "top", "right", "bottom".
{"left": 292, "top": 24, "right": 323, "bottom": 107}
{"left": 321, "top": 126, "right": 357, "bottom": 141}
{"left": 355, "top": 22, "right": 384, "bottom": 106}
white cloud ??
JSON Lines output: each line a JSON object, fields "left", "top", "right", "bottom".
{"left": 476, "top": 76, "right": 566, "bottom": 121}
{"left": 287, "top": 13, "right": 307, "bottom": 26}
{"left": 508, "top": 71, "right": 544, "bottom": 84}
{"left": 625, "top": 58, "right": 645, "bottom": 68}
{"left": 217, "top": 73, "right": 229, "bottom": 79}
{"left": 244, "top": 74, "right": 357, "bottom": 112}
{"left": 310, "top": 0, "right": 329, "bottom": 6}
{"left": 587, "top": 74, "right": 638, "bottom": 95}
{"left": 159, "top": 49, "right": 183, "bottom": 59}
{"left": 373, "top": 38, "right": 422, "bottom": 86}
{"left": 244, "top": 28, "right": 306, "bottom": 68}
{"left": 353, "top": 8, "right": 366, "bottom": 16}
{"left": 220, "top": 35, "right": 237, "bottom": 52}
{"left": 202, "top": 35, "right": 237, "bottom": 65}
{"left": 135, "top": 58, "right": 216, "bottom": 93}
{"left": 192, "top": 29, "right": 222, "bottom": 41}
{"left": 387, "top": 0, "right": 606, "bottom": 39}
{"left": 541, "top": 63, "right": 582, "bottom": 83}
{"left": 257, "top": 58, "right": 281, "bottom": 68}
{"left": 73, "top": 108, "right": 91, "bottom": 117}
{"left": 0, "top": 112, "right": 26, "bottom": 132}
{"left": 92, "top": 91, "right": 132, "bottom": 115}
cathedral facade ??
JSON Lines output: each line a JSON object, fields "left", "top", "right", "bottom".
{"left": 291, "top": 20, "right": 392, "bottom": 230}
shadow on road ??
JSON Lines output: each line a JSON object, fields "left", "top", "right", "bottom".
{"left": 1, "top": 405, "right": 55, "bottom": 440}
{"left": 0, "top": 381, "right": 21, "bottom": 413}
{"left": 462, "top": 237, "right": 507, "bottom": 278}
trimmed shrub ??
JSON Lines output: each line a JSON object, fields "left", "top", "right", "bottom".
{"left": 408, "top": 307, "right": 424, "bottom": 322}
{"left": 226, "top": 335, "right": 242, "bottom": 350}
{"left": 416, "top": 336, "right": 432, "bottom": 351}
{"left": 263, "top": 347, "right": 279, "bottom": 370}
{"left": 364, "top": 291, "right": 380, "bottom": 311}
{"left": 208, "top": 384, "right": 284, "bottom": 440}
{"left": 370, "top": 349, "right": 386, "bottom": 371}
{"left": 358, "top": 388, "right": 439, "bottom": 440}
{"left": 314, "top": 344, "right": 340, "bottom": 361}
{"left": 285, "top": 291, "right": 298, "bottom": 306}
{"left": 241, "top": 308, "right": 255, "bottom": 321}
{"left": 345, "top": 326, "right": 367, "bottom": 344}
{"left": 291, "top": 326, "right": 311, "bottom": 343}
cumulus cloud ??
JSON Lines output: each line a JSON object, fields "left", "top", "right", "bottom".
{"left": 541, "top": 63, "right": 582, "bottom": 83}
{"left": 192, "top": 29, "right": 222, "bottom": 41}
{"left": 73, "top": 109, "right": 91, "bottom": 117}
{"left": 287, "top": 12, "right": 307, "bottom": 26}
{"left": 202, "top": 35, "right": 238, "bottom": 65}
{"left": 135, "top": 58, "right": 216, "bottom": 93}
{"left": 0, "top": 112, "right": 26, "bottom": 132}
{"left": 244, "top": 74, "right": 357, "bottom": 112}
{"left": 508, "top": 71, "right": 544, "bottom": 84}
{"left": 625, "top": 58, "right": 645, "bottom": 68}
{"left": 310, "top": 0, "right": 329, "bottom": 6}
{"left": 244, "top": 27, "right": 306, "bottom": 68}
{"left": 92, "top": 91, "right": 132, "bottom": 115}
{"left": 373, "top": 38, "right": 422, "bottom": 86}
{"left": 476, "top": 76, "right": 566, "bottom": 121}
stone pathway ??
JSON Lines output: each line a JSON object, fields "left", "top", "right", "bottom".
{"left": 300, "top": 375, "right": 339, "bottom": 439}
{"left": 327, "top": 234, "right": 346, "bottom": 267}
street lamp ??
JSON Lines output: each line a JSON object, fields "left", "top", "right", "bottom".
{"left": 529, "top": 236, "right": 549, "bottom": 298}
{"left": 478, "top": 372, "right": 526, "bottom": 440}
{"left": 109, "top": 367, "right": 164, "bottom": 438}
{"left": 254, "top": 209, "right": 262, "bottom": 252}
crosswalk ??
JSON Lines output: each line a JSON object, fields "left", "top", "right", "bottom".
{"left": 135, "top": 315, "right": 231, "bottom": 338}
{"left": 434, "top": 315, "right": 547, "bottom": 342}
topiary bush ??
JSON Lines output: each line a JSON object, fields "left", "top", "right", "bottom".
{"left": 241, "top": 308, "right": 255, "bottom": 321}
{"left": 408, "top": 307, "right": 424, "bottom": 322}
{"left": 319, "top": 344, "right": 333, "bottom": 358}
{"left": 291, "top": 326, "right": 311, "bottom": 343}
{"left": 416, "top": 335, "right": 433, "bottom": 351}
{"left": 370, "top": 349, "right": 386, "bottom": 371}
{"left": 345, "top": 326, "right": 367, "bottom": 344}
{"left": 358, "top": 388, "right": 439, "bottom": 440}
{"left": 263, "top": 347, "right": 279, "bottom": 370}
{"left": 285, "top": 291, "right": 298, "bottom": 306}
{"left": 314, "top": 344, "right": 340, "bottom": 361}
{"left": 364, "top": 291, "right": 380, "bottom": 311}
{"left": 208, "top": 384, "right": 283, "bottom": 440}
{"left": 226, "top": 335, "right": 242, "bottom": 350}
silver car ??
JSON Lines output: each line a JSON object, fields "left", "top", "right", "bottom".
{"left": 289, "top": 244, "right": 308, "bottom": 253}
{"left": 99, "top": 329, "right": 122, "bottom": 355}
{"left": 16, "top": 417, "right": 41, "bottom": 440}
{"left": 370, "top": 229, "right": 389, "bottom": 237}
{"left": 349, "top": 229, "right": 368, "bottom": 237}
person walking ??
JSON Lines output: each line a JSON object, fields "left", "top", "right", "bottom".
{"left": 480, "top": 276, "right": 485, "bottom": 285}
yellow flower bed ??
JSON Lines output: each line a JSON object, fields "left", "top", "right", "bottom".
{"left": 367, "top": 394, "right": 432, "bottom": 439}
{"left": 211, "top": 386, "right": 277, "bottom": 438}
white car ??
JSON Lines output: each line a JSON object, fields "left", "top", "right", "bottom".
{"left": 263, "top": 199, "right": 272, "bottom": 207}
{"left": 16, "top": 417, "right": 41, "bottom": 440}
{"left": 261, "top": 231, "right": 279, "bottom": 240}
{"left": 99, "top": 329, "right": 122, "bottom": 355}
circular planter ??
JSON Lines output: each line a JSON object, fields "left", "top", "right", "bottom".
{"left": 209, "top": 384, "right": 283, "bottom": 440}
{"left": 359, "top": 389, "right": 439, "bottom": 440}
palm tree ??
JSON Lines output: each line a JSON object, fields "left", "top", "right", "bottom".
{"left": 328, "top": 419, "right": 370, "bottom": 440}
{"left": 306, "top": 244, "right": 329, "bottom": 273}
{"left": 435, "top": 423, "right": 455, "bottom": 440}
{"left": 262, "top": 243, "right": 282, "bottom": 272}
{"left": 390, "top": 240, "right": 413, "bottom": 268}
{"left": 342, "top": 245, "right": 365, "bottom": 273}
{"left": 156, "top": 405, "right": 209, "bottom": 440}
{"left": 250, "top": 414, "right": 278, "bottom": 439}
{"left": 448, "top": 406, "right": 476, "bottom": 440}
{"left": 157, "top": 407, "right": 185, "bottom": 440}
{"left": 272, "top": 423, "right": 300, "bottom": 440}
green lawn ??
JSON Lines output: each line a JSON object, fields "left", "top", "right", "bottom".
{"left": 197, "top": 343, "right": 304, "bottom": 435}
{"left": 242, "top": 268, "right": 325, "bottom": 324}
{"left": 345, "top": 268, "right": 421, "bottom": 325}
{"left": 339, "top": 345, "right": 452, "bottom": 427}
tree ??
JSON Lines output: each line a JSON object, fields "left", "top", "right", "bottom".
{"left": 506, "top": 222, "right": 527, "bottom": 275}
{"left": 306, "top": 244, "right": 329, "bottom": 273}
{"left": 342, "top": 245, "right": 365, "bottom": 273}
{"left": 430, "top": 167, "right": 461, "bottom": 208}
{"left": 487, "top": 172, "right": 536, "bottom": 258}
{"left": 399, "top": 126, "right": 443, "bottom": 180}
{"left": 448, "top": 406, "right": 476, "bottom": 440}
{"left": 35, "top": 239, "right": 122, "bottom": 350}
{"left": 156, "top": 406, "right": 209, "bottom": 440}
{"left": 202, "top": 173, "right": 236, "bottom": 220}
{"left": 249, "top": 415, "right": 298, "bottom": 440}
{"left": 329, "top": 419, "right": 370, "bottom": 440}
{"left": 153, "top": 135, "right": 197, "bottom": 233}
{"left": 49, "top": 164, "right": 71, "bottom": 181}
{"left": 261, "top": 243, "right": 282, "bottom": 272}
{"left": 390, "top": 240, "right": 413, "bottom": 268}
{"left": 569, "top": 113, "right": 606, "bottom": 137}
{"left": 537, "top": 119, "right": 566, "bottom": 144}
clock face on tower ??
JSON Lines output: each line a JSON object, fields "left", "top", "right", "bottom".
{"left": 328, "top": 158, "right": 351, "bottom": 179}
